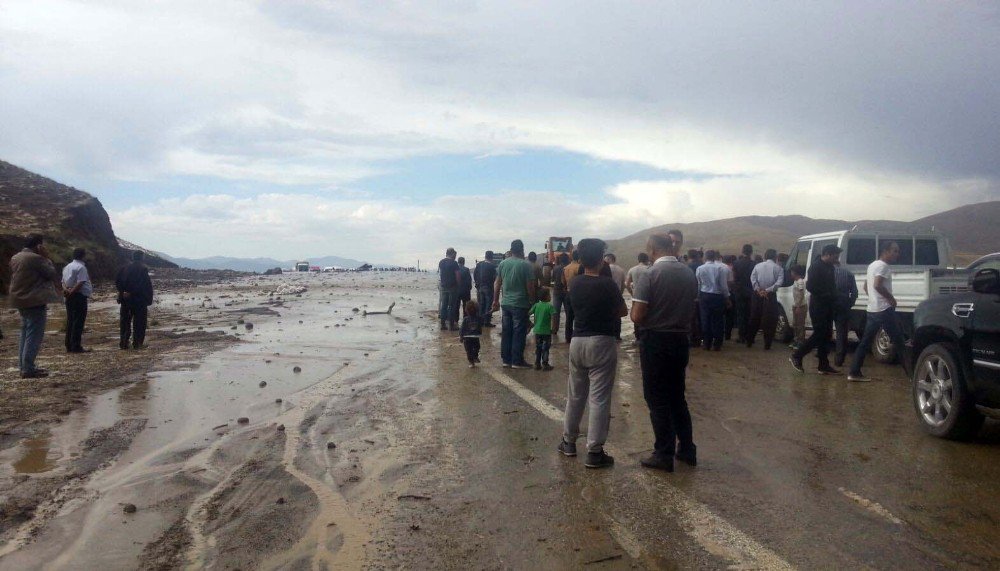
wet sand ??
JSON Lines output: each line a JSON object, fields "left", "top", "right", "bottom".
{"left": 1, "top": 271, "right": 999, "bottom": 569}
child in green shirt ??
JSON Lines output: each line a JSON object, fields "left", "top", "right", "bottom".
{"left": 530, "top": 288, "right": 555, "bottom": 371}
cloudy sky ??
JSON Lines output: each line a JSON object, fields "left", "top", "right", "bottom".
{"left": 2, "top": 1, "right": 998, "bottom": 265}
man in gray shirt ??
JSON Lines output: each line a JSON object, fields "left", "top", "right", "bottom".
{"left": 747, "top": 249, "right": 784, "bottom": 350}
{"left": 631, "top": 230, "right": 699, "bottom": 472}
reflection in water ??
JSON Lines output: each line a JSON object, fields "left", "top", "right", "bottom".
{"left": 13, "top": 436, "right": 58, "bottom": 474}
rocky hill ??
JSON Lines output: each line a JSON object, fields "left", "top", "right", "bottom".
{"left": 0, "top": 160, "right": 127, "bottom": 286}
{"left": 606, "top": 201, "right": 1000, "bottom": 267}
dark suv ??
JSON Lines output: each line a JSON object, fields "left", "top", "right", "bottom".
{"left": 908, "top": 264, "right": 1000, "bottom": 439}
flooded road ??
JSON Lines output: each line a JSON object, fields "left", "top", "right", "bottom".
{"left": 1, "top": 272, "right": 999, "bottom": 569}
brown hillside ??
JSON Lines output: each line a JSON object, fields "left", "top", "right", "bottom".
{"left": 606, "top": 202, "right": 1000, "bottom": 267}
{"left": 1, "top": 160, "right": 124, "bottom": 287}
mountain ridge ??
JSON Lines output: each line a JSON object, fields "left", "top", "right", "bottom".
{"left": 606, "top": 201, "right": 1000, "bottom": 266}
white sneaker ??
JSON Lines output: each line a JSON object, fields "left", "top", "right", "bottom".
{"left": 847, "top": 373, "right": 870, "bottom": 382}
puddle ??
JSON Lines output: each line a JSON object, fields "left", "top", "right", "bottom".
{"left": 13, "top": 435, "right": 59, "bottom": 474}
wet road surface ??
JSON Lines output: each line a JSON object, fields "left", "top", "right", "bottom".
{"left": 1, "top": 272, "right": 999, "bottom": 569}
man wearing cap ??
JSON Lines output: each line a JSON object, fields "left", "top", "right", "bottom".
{"left": 790, "top": 244, "right": 843, "bottom": 375}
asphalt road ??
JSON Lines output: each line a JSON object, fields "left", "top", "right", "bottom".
{"left": 412, "top": 318, "right": 1000, "bottom": 569}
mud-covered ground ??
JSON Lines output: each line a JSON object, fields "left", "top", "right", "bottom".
{"left": 1, "top": 271, "right": 999, "bottom": 570}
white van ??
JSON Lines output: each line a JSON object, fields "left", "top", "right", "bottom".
{"left": 774, "top": 230, "right": 966, "bottom": 363}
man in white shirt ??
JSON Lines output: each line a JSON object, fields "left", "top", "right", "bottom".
{"left": 746, "top": 249, "right": 784, "bottom": 350}
{"left": 848, "top": 241, "right": 905, "bottom": 381}
{"left": 62, "top": 247, "right": 93, "bottom": 353}
{"left": 695, "top": 250, "right": 731, "bottom": 351}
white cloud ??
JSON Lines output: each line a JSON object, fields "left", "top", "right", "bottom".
{"left": 4, "top": 0, "right": 999, "bottom": 262}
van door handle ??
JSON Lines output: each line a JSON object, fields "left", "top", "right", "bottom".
{"left": 952, "top": 303, "right": 974, "bottom": 318}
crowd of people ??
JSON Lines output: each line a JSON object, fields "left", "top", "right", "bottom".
{"left": 438, "top": 233, "right": 908, "bottom": 471}
{"left": 5, "top": 234, "right": 155, "bottom": 379}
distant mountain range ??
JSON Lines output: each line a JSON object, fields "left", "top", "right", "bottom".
{"left": 606, "top": 201, "right": 1000, "bottom": 267}
{"left": 160, "top": 255, "right": 367, "bottom": 272}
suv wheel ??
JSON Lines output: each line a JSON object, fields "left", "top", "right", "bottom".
{"left": 775, "top": 307, "right": 794, "bottom": 344}
{"left": 872, "top": 326, "right": 897, "bottom": 364}
{"left": 912, "top": 342, "right": 983, "bottom": 440}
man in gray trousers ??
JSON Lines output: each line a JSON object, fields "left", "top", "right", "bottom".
{"left": 557, "top": 238, "right": 628, "bottom": 469}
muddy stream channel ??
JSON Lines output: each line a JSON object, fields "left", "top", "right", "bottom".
{"left": 0, "top": 272, "right": 445, "bottom": 570}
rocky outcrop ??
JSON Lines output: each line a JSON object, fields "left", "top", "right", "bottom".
{"left": 0, "top": 160, "right": 124, "bottom": 286}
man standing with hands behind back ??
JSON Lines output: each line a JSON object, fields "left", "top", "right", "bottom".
{"left": 116, "top": 251, "right": 154, "bottom": 350}
{"left": 62, "top": 247, "right": 93, "bottom": 353}
{"left": 631, "top": 231, "right": 699, "bottom": 472}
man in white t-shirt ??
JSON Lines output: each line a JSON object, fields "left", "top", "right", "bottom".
{"left": 848, "top": 241, "right": 906, "bottom": 381}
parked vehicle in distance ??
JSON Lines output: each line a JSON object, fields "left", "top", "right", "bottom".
{"left": 775, "top": 230, "right": 968, "bottom": 363}
{"left": 906, "top": 267, "right": 1000, "bottom": 439}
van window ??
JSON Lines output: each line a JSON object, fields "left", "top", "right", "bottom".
{"left": 846, "top": 238, "right": 876, "bottom": 265}
{"left": 881, "top": 238, "right": 913, "bottom": 265}
{"left": 914, "top": 239, "right": 939, "bottom": 265}
{"left": 811, "top": 239, "right": 838, "bottom": 263}
{"left": 788, "top": 241, "right": 811, "bottom": 269}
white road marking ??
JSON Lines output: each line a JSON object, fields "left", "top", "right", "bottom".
{"left": 838, "top": 488, "right": 904, "bottom": 525}
{"left": 483, "top": 367, "right": 563, "bottom": 422}
{"left": 484, "top": 367, "right": 795, "bottom": 570}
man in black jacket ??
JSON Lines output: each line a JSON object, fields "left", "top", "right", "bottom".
{"left": 473, "top": 251, "right": 498, "bottom": 327}
{"left": 790, "top": 244, "right": 842, "bottom": 375}
{"left": 116, "top": 251, "right": 154, "bottom": 349}
{"left": 732, "top": 244, "right": 756, "bottom": 343}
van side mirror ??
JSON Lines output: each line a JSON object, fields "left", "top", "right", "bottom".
{"left": 971, "top": 268, "right": 1000, "bottom": 294}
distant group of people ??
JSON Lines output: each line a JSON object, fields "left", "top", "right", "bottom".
{"left": 5, "top": 233, "right": 155, "bottom": 379}
{"left": 438, "top": 231, "right": 909, "bottom": 472}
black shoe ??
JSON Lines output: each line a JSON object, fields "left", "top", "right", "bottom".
{"left": 557, "top": 440, "right": 577, "bottom": 457}
{"left": 675, "top": 449, "right": 698, "bottom": 466}
{"left": 585, "top": 451, "right": 614, "bottom": 469}
{"left": 542, "top": 364, "right": 554, "bottom": 371}
{"left": 20, "top": 369, "right": 50, "bottom": 379}
{"left": 789, "top": 356, "right": 804, "bottom": 372}
{"left": 440, "top": 322, "right": 447, "bottom": 330}
{"left": 818, "top": 365, "right": 840, "bottom": 375}
{"left": 511, "top": 362, "right": 533, "bottom": 369}
{"left": 534, "top": 363, "right": 542, "bottom": 370}
{"left": 834, "top": 356, "right": 845, "bottom": 367}
{"left": 70, "top": 347, "right": 93, "bottom": 353}
{"left": 640, "top": 454, "right": 674, "bottom": 472}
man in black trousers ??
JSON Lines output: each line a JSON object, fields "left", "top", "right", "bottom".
{"left": 790, "top": 244, "right": 842, "bottom": 375}
{"left": 116, "top": 251, "right": 154, "bottom": 349}
{"left": 732, "top": 244, "right": 756, "bottom": 343}
{"left": 631, "top": 231, "right": 699, "bottom": 472}
{"left": 62, "top": 247, "right": 93, "bottom": 353}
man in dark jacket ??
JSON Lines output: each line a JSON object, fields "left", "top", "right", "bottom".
{"left": 473, "top": 251, "right": 498, "bottom": 327}
{"left": 732, "top": 244, "right": 756, "bottom": 343}
{"left": 9, "top": 234, "right": 61, "bottom": 378}
{"left": 790, "top": 244, "right": 842, "bottom": 375}
{"left": 457, "top": 257, "right": 473, "bottom": 320}
{"left": 116, "top": 251, "right": 154, "bottom": 349}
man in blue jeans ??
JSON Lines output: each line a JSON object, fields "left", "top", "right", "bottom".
{"left": 492, "top": 239, "right": 536, "bottom": 368}
{"left": 695, "top": 250, "right": 731, "bottom": 350}
{"left": 849, "top": 242, "right": 905, "bottom": 381}
{"left": 473, "top": 251, "right": 497, "bottom": 327}
{"left": 8, "top": 234, "right": 61, "bottom": 378}
{"left": 437, "top": 248, "right": 461, "bottom": 331}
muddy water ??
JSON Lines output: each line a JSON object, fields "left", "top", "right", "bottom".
{"left": 0, "top": 272, "right": 439, "bottom": 570}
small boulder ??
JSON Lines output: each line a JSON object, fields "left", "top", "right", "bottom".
{"left": 326, "top": 442, "right": 337, "bottom": 450}
{"left": 259, "top": 381, "right": 267, "bottom": 388}
{"left": 123, "top": 503, "right": 137, "bottom": 514}
{"left": 237, "top": 417, "right": 250, "bottom": 424}
{"left": 293, "top": 366, "right": 302, "bottom": 373}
